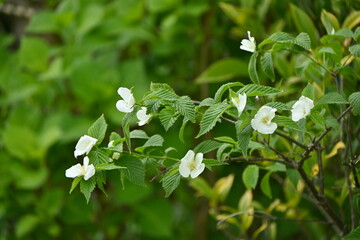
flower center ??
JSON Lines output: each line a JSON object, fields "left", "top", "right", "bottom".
{"left": 188, "top": 161, "right": 197, "bottom": 171}
{"left": 261, "top": 116, "right": 270, "bottom": 124}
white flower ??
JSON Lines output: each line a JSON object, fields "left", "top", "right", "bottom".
{"left": 251, "top": 106, "right": 277, "bottom": 134}
{"left": 116, "top": 87, "right": 135, "bottom": 113}
{"left": 231, "top": 93, "right": 247, "bottom": 117}
{"left": 65, "top": 156, "right": 95, "bottom": 181}
{"left": 291, "top": 96, "right": 314, "bottom": 122}
{"left": 112, "top": 152, "right": 120, "bottom": 160}
{"left": 179, "top": 150, "right": 205, "bottom": 178}
{"left": 240, "top": 31, "right": 256, "bottom": 53}
{"left": 108, "top": 140, "right": 114, "bottom": 148}
{"left": 136, "top": 107, "right": 151, "bottom": 126}
{"left": 74, "top": 135, "right": 98, "bottom": 158}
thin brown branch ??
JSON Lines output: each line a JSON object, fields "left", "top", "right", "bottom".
{"left": 226, "top": 157, "right": 292, "bottom": 167}
{"left": 317, "top": 147, "right": 324, "bottom": 197}
{"left": 260, "top": 135, "right": 291, "bottom": 162}
{"left": 274, "top": 130, "right": 307, "bottom": 149}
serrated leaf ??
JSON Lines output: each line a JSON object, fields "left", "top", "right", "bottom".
{"left": 294, "top": 32, "right": 311, "bottom": 50}
{"left": 260, "top": 172, "right": 272, "bottom": 199}
{"left": 261, "top": 52, "right": 275, "bottom": 80}
{"left": 273, "top": 116, "right": 303, "bottom": 132}
{"left": 310, "top": 111, "right": 326, "bottom": 130}
{"left": 159, "top": 107, "right": 179, "bottom": 131}
{"left": 161, "top": 170, "right": 181, "bottom": 197}
{"left": 265, "top": 102, "right": 291, "bottom": 110}
{"left": 349, "top": 44, "right": 360, "bottom": 57}
{"left": 349, "top": 92, "right": 360, "bottom": 115}
{"left": 248, "top": 52, "right": 259, "bottom": 84}
{"left": 197, "top": 102, "right": 229, "bottom": 137}
{"left": 95, "top": 163, "right": 126, "bottom": 171}
{"left": 344, "top": 225, "right": 360, "bottom": 240}
{"left": 88, "top": 149, "right": 109, "bottom": 164}
{"left": 171, "top": 96, "right": 196, "bottom": 123}
{"left": 258, "top": 32, "right": 294, "bottom": 49}
{"left": 80, "top": 178, "right": 96, "bottom": 203}
{"left": 317, "top": 92, "right": 349, "bottom": 105}
{"left": 122, "top": 111, "right": 136, "bottom": 151}
{"left": 193, "top": 140, "right": 223, "bottom": 154}
{"left": 214, "top": 82, "right": 244, "bottom": 102}
{"left": 321, "top": 10, "right": 340, "bottom": 35}
{"left": 290, "top": 4, "right": 318, "bottom": 47}
{"left": 203, "top": 159, "right": 227, "bottom": 167}
{"left": 200, "top": 98, "right": 215, "bottom": 107}
{"left": 179, "top": 118, "right": 189, "bottom": 143}
{"left": 87, "top": 114, "right": 107, "bottom": 144}
{"left": 195, "top": 58, "right": 248, "bottom": 84}
{"left": 214, "top": 136, "right": 237, "bottom": 144}
{"left": 239, "top": 84, "right": 281, "bottom": 97}
{"left": 69, "top": 177, "right": 82, "bottom": 194}
{"left": 302, "top": 83, "right": 315, "bottom": 99}
{"left": 216, "top": 143, "right": 233, "bottom": 161}
{"left": 119, "top": 154, "right": 145, "bottom": 186}
{"left": 150, "top": 82, "right": 175, "bottom": 92}
{"left": 236, "top": 121, "right": 253, "bottom": 156}
{"left": 242, "top": 165, "right": 259, "bottom": 189}
{"left": 130, "top": 129, "right": 149, "bottom": 139}
{"left": 136, "top": 134, "right": 164, "bottom": 153}
{"left": 318, "top": 47, "right": 336, "bottom": 55}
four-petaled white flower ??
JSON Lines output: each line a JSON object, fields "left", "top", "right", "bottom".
{"left": 65, "top": 156, "right": 96, "bottom": 181}
{"left": 240, "top": 31, "right": 256, "bottom": 53}
{"left": 251, "top": 106, "right": 277, "bottom": 134}
{"left": 74, "top": 135, "right": 98, "bottom": 158}
{"left": 136, "top": 107, "right": 151, "bottom": 126}
{"left": 179, "top": 150, "right": 205, "bottom": 178}
{"left": 116, "top": 87, "right": 135, "bottom": 113}
{"left": 231, "top": 93, "right": 247, "bottom": 117}
{"left": 291, "top": 96, "right": 314, "bottom": 122}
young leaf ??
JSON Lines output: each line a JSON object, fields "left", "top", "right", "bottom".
{"left": 69, "top": 177, "right": 82, "bottom": 194}
{"left": 260, "top": 172, "right": 272, "bottom": 198}
{"left": 239, "top": 84, "right": 282, "bottom": 96}
{"left": 196, "top": 102, "right": 229, "bottom": 137}
{"left": 193, "top": 140, "right": 223, "bottom": 154}
{"left": 242, "top": 165, "right": 259, "bottom": 189}
{"left": 273, "top": 116, "right": 303, "bottom": 132}
{"left": 342, "top": 11, "right": 360, "bottom": 29}
{"left": 349, "top": 92, "right": 360, "bottom": 115}
{"left": 317, "top": 92, "right": 348, "bottom": 105}
{"left": 159, "top": 107, "right": 179, "bottom": 131}
{"left": 118, "top": 154, "right": 145, "bottom": 186}
{"left": 349, "top": 44, "right": 360, "bottom": 58}
{"left": 80, "top": 178, "right": 96, "bottom": 203}
{"left": 321, "top": 10, "right": 340, "bottom": 34}
{"left": 87, "top": 114, "right": 107, "bottom": 144}
{"left": 248, "top": 52, "right": 259, "bottom": 84}
{"left": 214, "top": 82, "right": 244, "bottom": 102}
{"left": 302, "top": 83, "right": 315, "bottom": 99}
{"left": 95, "top": 163, "right": 126, "bottom": 171}
{"left": 162, "top": 170, "right": 181, "bottom": 197}
{"left": 195, "top": 58, "right": 248, "bottom": 84}
{"left": 261, "top": 52, "right": 275, "bottom": 80}
{"left": 130, "top": 129, "right": 149, "bottom": 139}
{"left": 236, "top": 121, "right": 253, "bottom": 156}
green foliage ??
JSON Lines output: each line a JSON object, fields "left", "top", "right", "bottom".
{"left": 349, "top": 92, "right": 360, "bottom": 115}
{"left": 345, "top": 226, "right": 360, "bottom": 240}
{"left": 261, "top": 52, "right": 275, "bottom": 81}
{"left": 317, "top": 92, "right": 349, "bottom": 105}
{"left": 248, "top": 52, "right": 260, "bottom": 84}
{"left": 196, "top": 101, "right": 229, "bottom": 137}
{"left": 242, "top": 165, "right": 259, "bottom": 189}
{"left": 87, "top": 114, "right": 107, "bottom": 144}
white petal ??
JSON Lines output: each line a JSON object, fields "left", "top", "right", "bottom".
{"left": 251, "top": 118, "right": 261, "bottom": 131}
{"left": 117, "top": 87, "right": 133, "bottom": 103}
{"left": 116, "top": 100, "right": 133, "bottom": 113}
{"left": 256, "top": 122, "right": 277, "bottom": 134}
{"left": 299, "top": 96, "right": 314, "bottom": 109}
{"left": 179, "top": 161, "right": 191, "bottom": 177}
{"left": 232, "top": 93, "right": 247, "bottom": 116}
{"left": 84, "top": 164, "right": 95, "bottom": 180}
{"left": 65, "top": 164, "right": 83, "bottom": 178}
{"left": 108, "top": 140, "right": 114, "bottom": 148}
{"left": 181, "top": 150, "right": 195, "bottom": 163}
{"left": 74, "top": 135, "right": 97, "bottom": 157}
{"left": 83, "top": 156, "right": 90, "bottom": 168}
{"left": 190, "top": 163, "right": 205, "bottom": 178}
{"left": 194, "top": 153, "right": 204, "bottom": 167}
{"left": 136, "top": 107, "right": 151, "bottom": 126}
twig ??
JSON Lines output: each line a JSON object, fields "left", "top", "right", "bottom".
{"left": 317, "top": 147, "right": 324, "bottom": 197}
{"left": 226, "top": 157, "right": 292, "bottom": 167}
{"left": 149, "top": 166, "right": 172, "bottom": 182}
{"left": 260, "top": 135, "right": 291, "bottom": 162}
{"left": 274, "top": 131, "right": 307, "bottom": 149}
{"left": 220, "top": 116, "right": 236, "bottom": 125}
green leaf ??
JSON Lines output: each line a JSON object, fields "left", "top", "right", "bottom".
{"left": 135, "top": 134, "right": 164, "bottom": 153}
{"left": 349, "top": 44, "right": 360, "bottom": 57}
{"left": 195, "top": 58, "right": 248, "bottom": 84}
{"left": 179, "top": 118, "right": 189, "bottom": 143}
{"left": 260, "top": 172, "right": 272, "bottom": 198}
{"left": 248, "top": 52, "right": 259, "bottom": 84}
{"left": 69, "top": 177, "right": 82, "bottom": 194}
{"left": 273, "top": 116, "right": 303, "bottom": 132}
{"left": 193, "top": 140, "right": 223, "bottom": 154}
{"left": 266, "top": 163, "right": 286, "bottom": 172}
{"left": 19, "top": 37, "right": 49, "bottom": 72}
{"left": 80, "top": 178, "right": 96, "bottom": 203}
{"left": 203, "top": 159, "right": 227, "bottom": 167}
{"left": 217, "top": 143, "right": 233, "bottom": 161}
{"left": 261, "top": 52, "right": 275, "bottom": 80}
{"left": 159, "top": 107, "right": 179, "bottom": 131}
{"left": 95, "top": 163, "right": 126, "bottom": 171}
{"left": 214, "top": 136, "right": 237, "bottom": 144}
{"left": 349, "top": 92, "right": 360, "bottom": 115}
{"left": 78, "top": 4, "right": 104, "bottom": 35}
{"left": 130, "top": 129, "right": 149, "bottom": 139}
{"left": 119, "top": 154, "right": 145, "bottom": 186}
{"left": 342, "top": 11, "right": 360, "bottom": 29}
{"left": 310, "top": 111, "right": 326, "bottom": 130}
{"left": 214, "top": 82, "right": 244, "bottom": 102}
{"left": 26, "top": 11, "right": 59, "bottom": 33}
{"left": 200, "top": 98, "right": 216, "bottom": 107}
{"left": 88, "top": 149, "right": 109, "bottom": 165}
{"left": 172, "top": 96, "right": 196, "bottom": 123}
{"left": 242, "top": 165, "right": 259, "bottom": 190}
{"left": 258, "top": 32, "right": 294, "bottom": 49}
{"left": 290, "top": 4, "right": 318, "bottom": 47}
{"left": 321, "top": 10, "right": 340, "bottom": 34}
{"left": 196, "top": 102, "right": 229, "bottom": 137}
{"left": 16, "top": 214, "right": 40, "bottom": 238}
{"left": 344, "top": 225, "right": 360, "bottom": 240}
{"left": 265, "top": 102, "right": 291, "bottom": 110}
{"left": 189, "top": 177, "right": 215, "bottom": 199}
{"left": 302, "top": 83, "right": 315, "bottom": 99}
{"left": 294, "top": 32, "right": 311, "bottom": 51}
{"left": 239, "top": 84, "right": 282, "bottom": 97}
{"left": 87, "top": 114, "right": 107, "bottom": 144}
{"left": 236, "top": 121, "right": 253, "bottom": 156}
{"left": 150, "top": 82, "right": 175, "bottom": 92}
{"left": 161, "top": 169, "right": 181, "bottom": 197}
{"left": 317, "top": 92, "right": 349, "bottom": 105}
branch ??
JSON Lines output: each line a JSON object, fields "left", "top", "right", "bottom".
{"left": 317, "top": 147, "right": 324, "bottom": 197}
{"left": 274, "top": 130, "right": 307, "bottom": 149}
{"left": 226, "top": 157, "right": 292, "bottom": 167}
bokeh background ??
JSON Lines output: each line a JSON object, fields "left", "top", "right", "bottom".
{"left": 0, "top": 0, "right": 358, "bottom": 239}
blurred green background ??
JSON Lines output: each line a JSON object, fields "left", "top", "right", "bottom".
{"left": 0, "top": 0, "right": 359, "bottom": 239}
